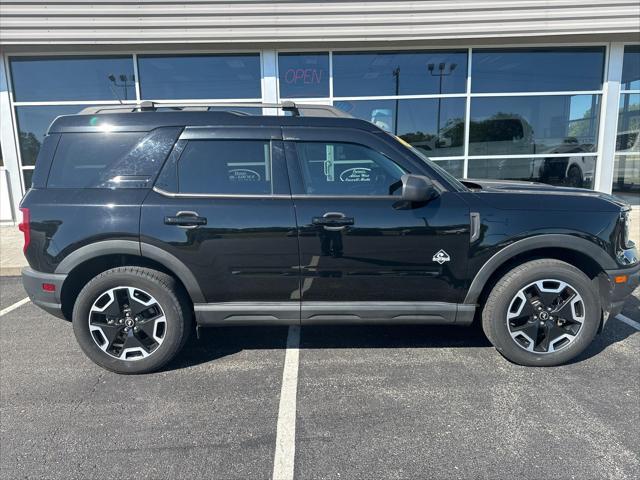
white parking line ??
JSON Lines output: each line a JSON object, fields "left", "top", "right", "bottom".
{"left": 615, "top": 314, "right": 640, "bottom": 331}
{"left": 0, "top": 297, "right": 30, "bottom": 317}
{"left": 272, "top": 325, "right": 301, "bottom": 480}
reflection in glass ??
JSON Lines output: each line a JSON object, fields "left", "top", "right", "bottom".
{"left": 469, "top": 95, "right": 600, "bottom": 156}
{"left": 335, "top": 98, "right": 466, "bottom": 157}
{"left": 22, "top": 169, "right": 33, "bottom": 189}
{"left": 468, "top": 156, "right": 596, "bottom": 189}
{"left": 10, "top": 56, "right": 135, "bottom": 102}
{"left": 333, "top": 51, "right": 467, "bottom": 96}
{"left": 278, "top": 53, "right": 330, "bottom": 98}
{"left": 613, "top": 155, "right": 639, "bottom": 205}
{"left": 617, "top": 94, "right": 640, "bottom": 152}
{"left": 472, "top": 48, "right": 605, "bottom": 93}
{"left": 432, "top": 159, "right": 464, "bottom": 179}
{"left": 15, "top": 105, "right": 90, "bottom": 166}
{"left": 621, "top": 45, "right": 640, "bottom": 91}
{"left": 138, "top": 54, "right": 261, "bottom": 99}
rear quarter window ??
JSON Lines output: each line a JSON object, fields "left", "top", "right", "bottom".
{"left": 46, "top": 127, "right": 181, "bottom": 188}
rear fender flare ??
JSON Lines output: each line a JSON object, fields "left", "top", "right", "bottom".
{"left": 55, "top": 240, "right": 205, "bottom": 303}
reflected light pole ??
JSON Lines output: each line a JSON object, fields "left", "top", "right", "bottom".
{"left": 393, "top": 67, "right": 400, "bottom": 135}
{"left": 108, "top": 74, "right": 135, "bottom": 101}
{"left": 428, "top": 63, "right": 457, "bottom": 147}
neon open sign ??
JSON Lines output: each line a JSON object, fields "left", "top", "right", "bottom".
{"left": 284, "top": 68, "right": 324, "bottom": 85}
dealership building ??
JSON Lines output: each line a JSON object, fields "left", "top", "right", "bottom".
{"left": 0, "top": 1, "right": 639, "bottom": 223}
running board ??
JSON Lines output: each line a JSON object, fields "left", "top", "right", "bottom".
{"left": 194, "top": 302, "right": 476, "bottom": 326}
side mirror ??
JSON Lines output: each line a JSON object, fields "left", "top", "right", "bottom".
{"left": 400, "top": 174, "right": 439, "bottom": 203}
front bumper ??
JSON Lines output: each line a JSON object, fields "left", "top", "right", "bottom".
{"left": 603, "top": 262, "right": 640, "bottom": 320}
{"left": 21, "top": 267, "right": 67, "bottom": 320}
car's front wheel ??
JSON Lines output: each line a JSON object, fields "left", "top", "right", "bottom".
{"left": 72, "top": 267, "right": 192, "bottom": 374}
{"left": 482, "top": 259, "right": 600, "bottom": 366}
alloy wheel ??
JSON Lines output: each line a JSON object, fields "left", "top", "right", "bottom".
{"left": 88, "top": 286, "right": 167, "bottom": 361}
{"left": 506, "top": 279, "right": 585, "bottom": 354}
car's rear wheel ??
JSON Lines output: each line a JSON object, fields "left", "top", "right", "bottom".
{"left": 482, "top": 259, "right": 600, "bottom": 366}
{"left": 72, "top": 267, "right": 192, "bottom": 374}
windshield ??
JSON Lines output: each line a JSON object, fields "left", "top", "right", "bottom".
{"left": 392, "top": 135, "right": 468, "bottom": 192}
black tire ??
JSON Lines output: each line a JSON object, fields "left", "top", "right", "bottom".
{"left": 72, "top": 267, "right": 192, "bottom": 374}
{"left": 482, "top": 259, "right": 600, "bottom": 367}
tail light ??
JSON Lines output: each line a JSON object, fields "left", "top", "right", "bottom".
{"left": 18, "top": 207, "right": 30, "bottom": 254}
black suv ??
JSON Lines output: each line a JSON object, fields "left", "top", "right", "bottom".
{"left": 20, "top": 103, "right": 639, "bottom": 374}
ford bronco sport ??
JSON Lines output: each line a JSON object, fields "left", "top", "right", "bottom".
{"left": 20, "top": 102, "right": 639, "bottom": 374}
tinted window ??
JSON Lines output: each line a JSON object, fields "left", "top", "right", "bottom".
{"left": 279, "top": 53, "right": 330, "bottom": 98}
{"left": 468, "top": 156, "right": 596, "bottom": 189}
{"left": 472, "top": 48, "right": 605, "bottom": 93}
{"left": 621, "top": 45, "right": 640, "bottom": 91}
{"left": 138, "top": 54, "right": 261, "bottom": 100}
{"left": 15, "top": 105, "right": 90, "bottom": 166}
{"left": 333, "top": 51, "right": 467, "bottom": 97}
{"left": 469, "top": 95, "right": 600, "bottom": 155}
{"left": 295, "top": 142, "right": 406, "bottom": 196}
{"left": 10, "top": 56, "right": 135, "bottom": 102}
{"left": 335, "top": 98, "right": 466, "bottom": 157}
{"left": 617, "top": 94, "right": 640, "bottom": 152}
{"left": 47, "top": 132, "right": 146, "bottom": 188}
{"left": 178, "top": 140, "right": 272, "bottom": 194}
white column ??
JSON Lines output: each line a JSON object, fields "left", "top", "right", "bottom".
{"left": 595, "top": 43, "right": 625, "bottom": 194}
{"left": 0, "top": 52, "right": 23, "bottom": 223}
{"left": 261, "top": 50, "right": 278, "bottom": 115}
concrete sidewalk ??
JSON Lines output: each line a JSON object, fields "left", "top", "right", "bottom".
{"left": 0, "top": 226, "right": 27, "bottom": 276}
{"left": 1, "top": 208, "right": 639, "bottom": 277}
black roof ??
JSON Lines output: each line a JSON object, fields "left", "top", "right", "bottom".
{"left": 48, "top": 111, "right": 381, "bottom": 134}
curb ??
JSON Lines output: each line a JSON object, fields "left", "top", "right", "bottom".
{"left": 0, "top": 267, "right": 24, "bottom": 277}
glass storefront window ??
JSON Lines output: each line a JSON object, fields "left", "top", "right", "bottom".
{"left": 471, "top": 48, "right": 605, "bottom": 93}
{"left": 469, "top": 95, "right": 600, "bottom": 156}
{"left": 10, "top": 56, "right": 135, "bottom": 102}
{"left": 15, "top": 105, "right": 90, "bottom": 166}
{"left": 333, "top": 51, "right": 467, "bottom": 97}
{"left": 621, "top": 45, "right": 640, "bottom": 91}
{"left": 22, "top": 169, "right": 33, "bottom": 189}
{"left": 137, "top": 54, "right": 261, "bottom": 100}
{"left": 335, "top": 98, "right": 465, "bottom": 157}
{"left": 612, "top": 155, "right": 640, "bottom": 204}
{"left": 617, "top": 94, "right": 640, "bottom": 152}
{"left": 278, "top": 53, "right": 329, "bottom": 98}
{"left": 468, "top": 156, "right": 596, "bottom": 189}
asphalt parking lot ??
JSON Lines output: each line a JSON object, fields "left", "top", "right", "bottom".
{"left": 1, "top": 276, "right": 639, "bottom": 479}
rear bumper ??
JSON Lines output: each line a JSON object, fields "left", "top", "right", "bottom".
{"left": 21, "top": 267, "right": 67, "bottom": 320}
{"left": 604, "top": 263, "right": 640, "bottom": 319}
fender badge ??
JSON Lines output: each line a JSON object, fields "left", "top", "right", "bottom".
{"left": 433, "top": 249, "right": 451, "bottom": 264}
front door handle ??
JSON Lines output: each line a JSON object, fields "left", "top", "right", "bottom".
{"left": 164, "top": 211, "right": 207, "bottom": 228}
{"left": 312, "top": 212, "right": 355, "bottom": 231}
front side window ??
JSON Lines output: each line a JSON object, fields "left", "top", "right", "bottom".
{"left": 177, "top": 140, "right": 272, "bottom": 194}
{"left": 294, "top": 142, "right": 406, "bottom": 196}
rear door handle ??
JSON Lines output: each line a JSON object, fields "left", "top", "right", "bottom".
{"left": 164, "top": 211, "right": 207, "bottom": 228}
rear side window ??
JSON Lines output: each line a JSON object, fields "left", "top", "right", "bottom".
{"left": 46, "top": 127, "right": 181, "bottom": 188}
{"left": 177, "top": 140, "right": 272, "bottom": 194}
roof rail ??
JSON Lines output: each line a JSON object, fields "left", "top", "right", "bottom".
{"left": 77, "top": 101, "right": 351, "bottom": 118}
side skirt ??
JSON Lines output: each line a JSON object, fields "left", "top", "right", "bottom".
{"left": 194, "top": 302, "right": 476, "bottom": 326}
